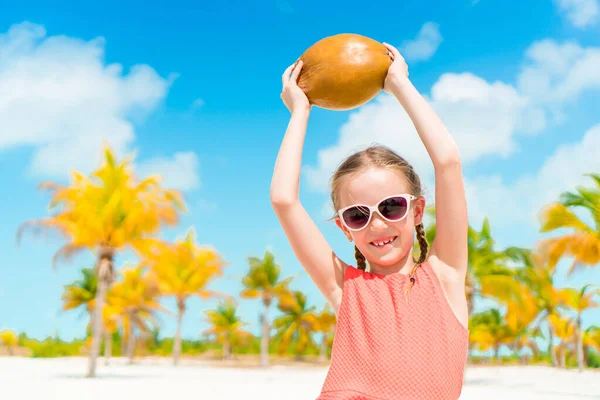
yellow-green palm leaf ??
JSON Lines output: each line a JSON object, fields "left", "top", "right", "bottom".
{"left": 136, "top": 228, "right": 227, "bottom": 302}
{"left": 273, "top": 291, "right": 318, "bottom": 354}
{"left": 0, "top": 330, "right": 18, "bottom": 347}
{"left": 539, "top": 174, "right": 600, "bottom": 272}
{"left": 241, "top": 250, "right": 293, "bottom": 306}
{"left": 559, "top": 285, "right": 600, "bottom": 314}
{"left": 17, "top": 146, "right": 185, "bottom": 266}
{"left": 105, "top": 265, "right": 165, "bottom": 335}
{"left": 315, "top": 304, "right": 337, "bottom": 334}
{"left": 583, "top": 326, "right": 600, "bottom": 351}
{"left": 203, "top": 299, "right": 252, "bottom": 346}
{"left": 61, "top": 267, "right": 97, "bottom": 313}
{"left": 548, "top": 313, "right": 575, "bottom": 341}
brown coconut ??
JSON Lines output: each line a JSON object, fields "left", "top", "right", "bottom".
{"left": 297, "top": 34, "right": 392, "bottom": 111}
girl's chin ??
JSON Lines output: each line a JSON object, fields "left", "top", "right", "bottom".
{"left": 366, "top": 249, "right": 405, "bottom": 266}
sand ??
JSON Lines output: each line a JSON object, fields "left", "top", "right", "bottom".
{"left": 0, "top": 357, "right": 599, "bottom": 399}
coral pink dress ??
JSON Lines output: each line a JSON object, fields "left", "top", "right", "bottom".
{"left": 317, "top": 261, "right": 469, "bottom": 400}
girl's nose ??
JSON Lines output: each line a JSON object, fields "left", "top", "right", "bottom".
{"left": 370, "top": 212, "right": 388, "bottom": 229}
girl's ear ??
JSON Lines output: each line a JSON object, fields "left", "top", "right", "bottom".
{"left": 334, "top": 217, "right": 353, "bottom": 242}
{"left": 413, "top": 196, "right": 426, "bottom": 225}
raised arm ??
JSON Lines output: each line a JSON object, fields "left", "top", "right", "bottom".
{"left": 384, "top": 43, "right": 468, "bottom": 276}
{"left": 270, "top": 61, "right": 346, "bottom": 313}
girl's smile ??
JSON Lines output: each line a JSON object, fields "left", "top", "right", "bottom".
{"left": 370, "top": 235, "right": 397, "bottom": 248}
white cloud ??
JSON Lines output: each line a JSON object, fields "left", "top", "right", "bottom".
{"left": 554, "top": 0, "right": 599, "bottom": 28}
{"left": 136, "top": 152, "right": 200, "bottom": 191}
{"left": 0, "top": 22, "right": 172, "bottom": 178}
{"left": 518, "top": 40, "right": 600, "bottom": 104}
{"left": 430, "top": 73, "right": 527, "bottom": 160}
{"left": 514, "top": 40, "right": 600, "bottom": 134}
{"left": 400, "top": 22, "right": 443, "bottom": 62}
{"left": 466, "top": 123, "right": 600, "bottom": 230}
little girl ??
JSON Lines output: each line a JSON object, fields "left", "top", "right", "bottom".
{"left": 271, "top": 43, "right": 470, "bottom": 400}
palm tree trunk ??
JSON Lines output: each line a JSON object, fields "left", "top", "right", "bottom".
{"left": 173, "top": 298, "right": 185, "bottom": 366}
{"left": 87, "top": 252, "right": 113, "bottom": 378}
{"left": 548, "top": 327, "right": 558, "bottom": 367}
{"left": 531, "top": 343, "right": 539, "bottom": 363}
{"left": 319, "top": 335, "right": 328, "bottom": 363}
{"left": 260, "top": 300, "right": 271, "bottom": 367}
{"left": 120, "top": 328, "right": 127, "bottom": 356}
{"left": 127, "top": 316, "right": 136, "bottom": 364}
{"left": 224, "top": 333, "right": 232, "bottom": 360}
{"left": 583, "top": 344, "right": 589, "bottom": 367}
{"left": 494, "top": 344, "right": 501, "bottom": 364}
{"left": 514, "top": 340, "right": 522, "bottom": 364}
{"left": 577, "top": 314, "right": 584, "bottom": 372}
{"left": 104, "top": 329, "right": 112, "bottom": 365}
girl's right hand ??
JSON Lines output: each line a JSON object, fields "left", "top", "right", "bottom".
{"left": 281, "top": 60, "right": 310, "bottom": 114}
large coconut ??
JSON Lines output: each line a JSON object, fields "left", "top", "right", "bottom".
{"left": 297, "top": 34, "right": 392, "bottom": 111}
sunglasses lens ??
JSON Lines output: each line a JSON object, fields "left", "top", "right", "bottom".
{"left": 342, "top": 206, "right": 370, "bottom": 230}
{"left": 379, "top": 196, "right": 408, "bottom": 220}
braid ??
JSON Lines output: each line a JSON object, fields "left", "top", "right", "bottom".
{"left": 414, "top": 223, "right": 429, "bottom": 265}
{"left": 405, "top": 223, "right": 429, "bottom": 303}
{"left": 354, "top": 245, "right": 367, "bottom": 271}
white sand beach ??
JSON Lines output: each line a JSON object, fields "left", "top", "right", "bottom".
{"left": 0, "top": 357, "right": 599, "bottom": 399}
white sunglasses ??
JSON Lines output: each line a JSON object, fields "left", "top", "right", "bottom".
{"left": 337, "top": 194, "right": 416, "bottom": 231}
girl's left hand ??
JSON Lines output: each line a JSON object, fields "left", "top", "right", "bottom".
{"left": 382, "top": 42, "right": 409, "bottom": 94}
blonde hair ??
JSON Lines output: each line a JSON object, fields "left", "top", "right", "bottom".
{"left": 329, "top": 145, "right": 429, "bottom": 300}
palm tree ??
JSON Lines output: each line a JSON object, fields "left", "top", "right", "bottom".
{"left": 583, "top": 326, "right": 600, "bottom": 366}
{"left": 203, "top": 299, "right": 252, "bottom": 360}
{"left": 0, "top": 330, "right": 18, "bottom": 355}
{"left": 420, "top": 208, "right": 509, "bottom": 316}
{"left": 559, "top": 285, "right": 600, "bottom": 371}
{"left": 503, "top": 247, "right": 566, "bottom": 367}
{"left": 273, "top": 291, "right": 319, "bottom": 360}
{"left": 492, "top": 290, "right": 541, "bottom": 364}
{"left": 104, "top": 265, "right": 165, "bottom": 364}
{"left": 469, "top": 309, "right": 513, "bottom": 363}
{"left": 466, "top": 218, "right": 514, "bottom": 315}
{"left": 61, "top": 267, "right": 97, "bottom": 316}
{"left": 240, "top": 251, "right": 293, "bottom": 367}
{"left": 548, "top": 313, "right": 576, "bottom": 368}
{"left": 513, "top": 326, "right": 543, "bottom": 364}
{"left": 136, "top": 228, "right": 227, "bottom": 366}
{"left": 539, "top": 173, "right": 600, "bottom": 273}
{"left": 17, "top": 146, "right": 184, "bottom": 377}
{"left": 314, "top": 303, "right": 336, "bottom": 363}
{"left": 61, "top": 267, "right": 114, "bottom": 363}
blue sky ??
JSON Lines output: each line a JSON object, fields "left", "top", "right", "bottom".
{"left": 1, "top": 0, "right": 599, "bottom": 342}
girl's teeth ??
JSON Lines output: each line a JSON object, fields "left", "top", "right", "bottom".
{"left": 373, "top": 237, "right": 395, "bottom": 247}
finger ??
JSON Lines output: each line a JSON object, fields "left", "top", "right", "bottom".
{"left": 383, "top": 42, "right": 402, "bottom": 60}
{"left": 282, "top": 63, "right": 296, "bottom": 87}
{"left": 290, "top": 60, "right": 304, "bottom": 83}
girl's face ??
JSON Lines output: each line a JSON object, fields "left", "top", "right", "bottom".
{"left": 335, "top": 167, "right": 425, "bottom": 271}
